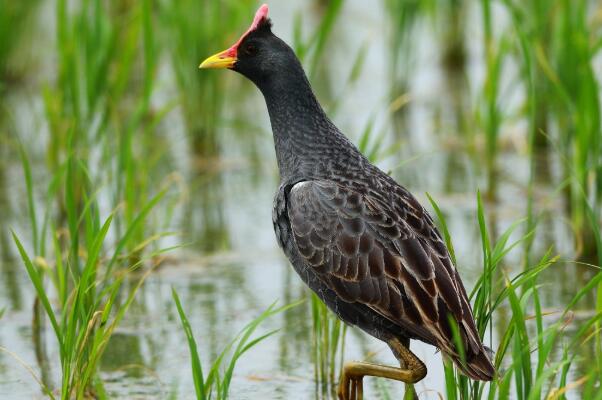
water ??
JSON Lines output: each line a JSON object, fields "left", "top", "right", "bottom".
{"left": 0, "top": 1, "right": 595, "bottom": 399}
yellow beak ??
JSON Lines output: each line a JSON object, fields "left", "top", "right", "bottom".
{"left": 199, "top": 50, "right": 237, "bottom": 69}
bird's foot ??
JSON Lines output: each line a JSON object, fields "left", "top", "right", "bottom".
{"left": 337, "top": 363, "right": 364, "bottom": 400}
{"left": 337, "top": 360, "right": 425, "bottom": 400}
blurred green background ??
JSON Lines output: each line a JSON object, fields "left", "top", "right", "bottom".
{"left": 0, "top": 0, "right": 600, "bottom": 399}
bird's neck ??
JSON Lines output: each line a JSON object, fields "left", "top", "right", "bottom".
{"left": 259, "top": 68, "right": 354, "bottom": 183}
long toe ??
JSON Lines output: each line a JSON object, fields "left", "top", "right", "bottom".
{"left": 348, "top": 376, "right": 363, "bottom": 400}
{"left": 354, "top": 376, "right": 363, "bottom": 400}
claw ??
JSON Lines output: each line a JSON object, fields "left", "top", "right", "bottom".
{"left": 338, "top": 365, "right": 364, "bottom": 400}
{"left": 337, "top": 339, "right": 425, "bottom": 399}
{"left": 355, "top": 376, "right": 364, "bottom": 399}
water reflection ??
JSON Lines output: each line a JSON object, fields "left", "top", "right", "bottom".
{"left": 185, "top": 173, "right": 231, "bottom": 253}
{"left": 101, "top": 333, "right": 145, "bottom": 376}
{"left": 0, "top": 114, "right": 24, "bottom": 312}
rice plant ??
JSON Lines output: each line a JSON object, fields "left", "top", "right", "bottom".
{"left": 545, "top": 0, "right": 601, "bottom": 263}
{"left": 292, "top": 0, "right": 345, "bottom": 82}
{"left": 14, "top": 145, "right": 173, "bottom": 398}
{"left": 311, "top": 293, "right": 347, "bottom": 398}
{"left": 0, "top": 0, "right": 41, "bottom": 87}
{"left": 428, "top": 192, "right": 602, "bottom": 399}
{"left": 172, "top": 289, "right": 300, "bottom": 399}
{"left": 491, "top": 0, "right": 602, "bottom": 262}
{"left": 478, "top": 0, "right": 512, "bottom": 199}
{"left": 45, "top": 0, "right": 176, "bottom": 261}
{"left": 7, "top": 1, "right": 180, "bottom": 397}
{"left": 158, "top": 0, "right": 256, "bottom": 160}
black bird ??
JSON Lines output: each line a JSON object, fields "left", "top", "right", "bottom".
{"left": 200, "top": 4, "right": 495, "bottom": 399}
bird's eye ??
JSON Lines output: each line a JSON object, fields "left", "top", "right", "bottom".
{"left": 245, "top": 44, "right": 258, "bottom": 56}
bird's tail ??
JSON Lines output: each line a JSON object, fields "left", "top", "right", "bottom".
{"left": 449, "top": 345, "right": 495, "bottom": 381}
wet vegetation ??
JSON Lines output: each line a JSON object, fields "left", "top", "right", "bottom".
{"left": 0, "top": 0, "right": 600, "bottom": 399}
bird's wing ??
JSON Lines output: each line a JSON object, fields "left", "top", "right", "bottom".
{"left": 287, "top": 179, "right": 482, "bottom": 357}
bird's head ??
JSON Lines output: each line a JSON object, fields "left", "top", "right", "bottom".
{"left": 199, "top": 4, "right": 299, "bottom": 88}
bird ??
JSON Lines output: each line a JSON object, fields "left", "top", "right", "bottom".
{"left": 200, "top": 4, "right": 495, "bottom": 399}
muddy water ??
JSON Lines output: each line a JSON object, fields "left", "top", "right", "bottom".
{"left": 0, "top": 1, "right": 593, "bottom": 399}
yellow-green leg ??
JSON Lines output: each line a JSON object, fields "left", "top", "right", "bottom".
{"left": 337, "top": 337, "right": 426, "bottom": 400}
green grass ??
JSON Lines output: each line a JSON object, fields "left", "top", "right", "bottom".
{"left": 292, "top": 0, "right": 345, "bottom": 82}
{"left": 427, "top": 191, "right": 602, "bottom": 400}
{"left": 47, "top": 0, "right": 174, "bottom": 251}
{"left": 0, "top": 0, "right": 41, "bottom": 88}
{"left": 158, "top": 0, "right": 257, "bottom": 159}
{"left": 14, "top": 146, "right": 174, "bottom": 398}
{"left": 311, "top": 293, "right": 347, "bottom": 398}
{"left": 7, "top": 1, "right": 179, "bottom": 397}
{"left": 500, "top": 0, "right": 602, "bottom": 262}
{"left": 172, "top": 289, "right": 300, "bottom": 399}
{"left": 479, "top": 0, "right": 510, "bottom": 199}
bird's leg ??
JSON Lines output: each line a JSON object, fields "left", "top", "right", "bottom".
{"left": 392, "top": 337, "right": 422, "bottom": 400}
{"left": 337, "top": 337, "right": 426, "bottom": 400}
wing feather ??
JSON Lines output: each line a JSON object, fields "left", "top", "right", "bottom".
{"left": 288, "top": 179, "right": 484, "bottom": 361}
